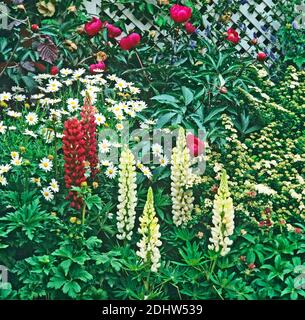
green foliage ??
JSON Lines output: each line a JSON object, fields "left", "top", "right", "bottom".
{"left": 273, "top": 0, "right": 305, "bottom": 69}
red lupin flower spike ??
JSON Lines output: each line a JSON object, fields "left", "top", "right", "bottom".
{"left": 80, "top": 95, "right": 99, "bottom": 179}
{"left": 62, "top": 118, "right": 87, "bottom": 210}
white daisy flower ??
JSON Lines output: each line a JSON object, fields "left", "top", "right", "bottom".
{"left": 11, "top": 86, "right": 24, "bottom": 92}
{"left": 152, "top": 143, "right": 163, "bottom": 156}
{"left": 95, "top": 113, "right": 106, "bottom": 125}
{"left": 60, "top": 68, "right": 73, "bottom": 76}
{"left": 132, "top": 100, "right": 147, "bottom": 112}
{"left": 55, "top": 132, "right": 64, "bottom": 139}
{"left": 107, "top": 74, "right": 119, "bottom": 81}
{"left": 145, "top": 119, "right": 157, "bottom": 126}
{"left": 116, "top": 114, "right": 126, "bottom": 122}
{"left": 111, "top": 104, "right": 124, "bottom": 118}
{"left": 254, "top": 184, "right": 277, "bottom": 196}
{"left": 0, "top": 121, "right": 7, "bottom": 134}
{"left": 48, "top": 98, "right": 62, "bottom": 105}
{"left": 99, "top": 140, "right": 111, "bottom": 153}
{"left": 86, "top": 85, "right": 99, "bottom": 94}
{"left": 24, "top": 129, "right": 38, "bottom": 138}
{"left": 73, "top": 68, "right": 86, "bottom": 79}
{"left": 67, "top": 98, "right": 79, "bottom": 112}
{"left": 25, "top": 112, "right": 38, "bottom": 126}
{"left": 11, "top": 157, "right": 22, "bottom": 166}
{"left": 0, "top": 175, "right": 8, "bottom": 186}
{"left": 115, "top": 79, "right": 128, "bottom": 91}
{"left": 15, "top": 94, "right": 26, "bottom": 102}
{"left": 118, "top": 102, "right": 128, "bottom": 111}
{"left": 46, "top": 79, "right": 62, "bottom": 92}
{"left": 10, "top": 151, "right": 19, "bottom": 159}
{"left": 40, "top": 128, "right": 55, "bottom": 143}
{"left": 39, "top": 98, "right": 51, "bottom": 106}
{"left": 30, "top": 177, "right": 41, "bottom": 186}
{"left": 7, "top": 110, "right": 22, "bottom": 118}
{"left": 126, "top": 109, "right": 136, "bottom": 117}
{"left": 34, "top": 74, "right": 53, "bottom": 80}
{"left": 129, "top": 86, "right": 141, "bottom": 94}
{"left": 101, "top": 160, "right": 112, "bottom": 167}
{"left": 142, "top": 166, "right": 152, "bottom": 179}
{"left": 31, "top": 93, "right": 45, "bottom": 100}
{"left": 116, "top": 123, "right": 124, "bottom": 131}
{"left": 105, "top": 98, "right": 116, "bottom": 105}
{"left": 49, "top": 109, "right": 62, "bottom": 122}
{"left": 80, "top": 90, "right": 97, "bottom": 104}
{"left": 63, "top": 79, "right": 74, "bottom": 86}
{"left": 0, "top": 164, "right": 11, "bottom": 174}
{"left": 159, "top": 155, "right": 169, "bottom": 167}
{"left": 0, "top": 92, "right": 12, "bottom": 101}
{"left": 41, "top": 187, "right": 54, "bottom": 201}
{"left": 105, "top": 165, "right": 118, "bottom": 179}
{"left": 49, "top": 179, "right": 59, "bottom": 193}
{"left": 39, "top": 158, "right": 53, "bottom": 172}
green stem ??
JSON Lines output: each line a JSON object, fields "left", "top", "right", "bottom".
{"left": 208, "top": 255, "right": 218, "bottom": 280}
{"left": 134, "top": 49, "right": 144, "bottom": 69}
{"left": 82, "top": 202, "right": 86, "bottom": 225}
{"left": 144, "top": 270, "right": 151, "bottom": 293}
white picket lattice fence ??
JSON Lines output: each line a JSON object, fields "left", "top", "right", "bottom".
{"left": 83, "top": 0, "right": 283, "bottom": 54}
{"left": 0, "top": 0, "right": 285, "bottom": 53}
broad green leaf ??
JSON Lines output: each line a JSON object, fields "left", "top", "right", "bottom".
{"left": 151, "top": 94, "right": 179, "bottom": 104}
{"left": 181, "top": 86, "right": 194, "bottom": 106}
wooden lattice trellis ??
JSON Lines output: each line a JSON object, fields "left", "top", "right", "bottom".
{"left": 0, "top": 0, "right": 287, "bottom": 54}
{"left": 203, "top": 0, "right": 282, "bottom": 53}
{"left": 82, "top": 0, "right": 283, "bottom": 55}
{"left": 83, "top": 0, "right": 159, "bottom": 33}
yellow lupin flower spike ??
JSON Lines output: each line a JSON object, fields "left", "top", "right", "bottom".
{"left": 116, "top": 147, "right": 137, "bottom": 241}
{"left": 208, "top": 169, "right": 235, "bottom": 256}
{"left": 171, "top": 127, "right": 194, "bottom": 227}
{"left": 136, "top": 187, "right": 162, "bottom": 272}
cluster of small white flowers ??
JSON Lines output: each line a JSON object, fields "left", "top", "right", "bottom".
{"left": 240, "top": 87, "right": 292, "bottom": 115}
{"left": 107, "top": 100, "right": 147, "bottom": 121}
{"left": 208, "top": 170, "right": 235, "bottom": 256}
{"left": 116, "top": 148, "right": 138, "bottom": 240}
{"left": 171, "top": 128, "right": 194, "bottom": 227}
{"left": 0, "top": 69, "right": 149, "bottom": 203}
{"left": 136, "top": 187, "right": 162, "bottom": 272}
{"left": 257, "top": 68, "right": 268, "bottom": 78}
{"left": 254, "top": 184, "right": 277, "bottom": 196}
